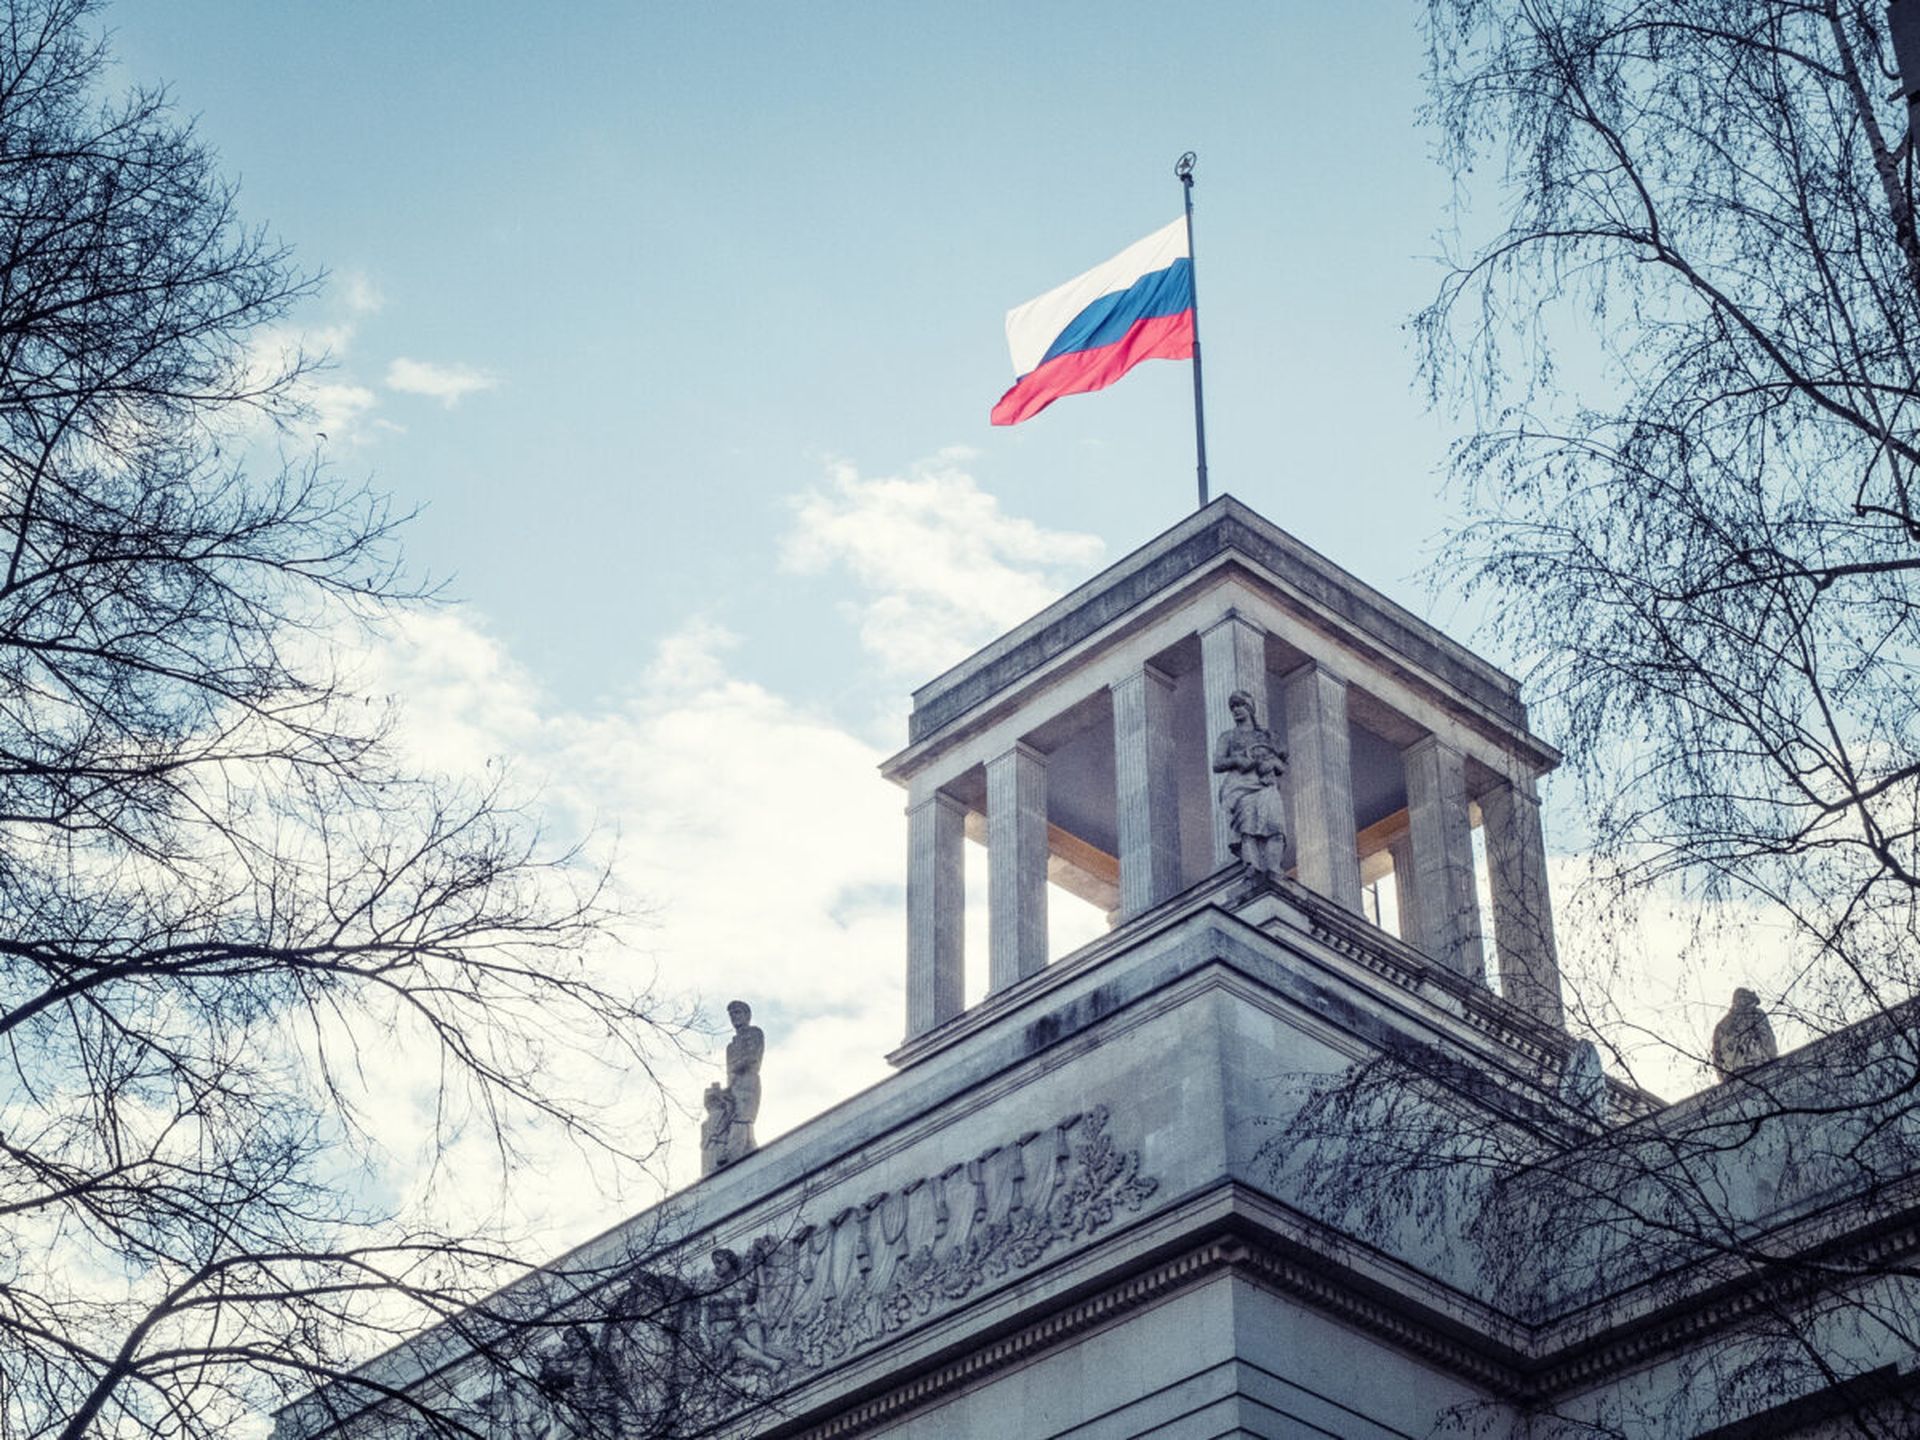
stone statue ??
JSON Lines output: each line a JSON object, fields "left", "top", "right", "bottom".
{"left": 700, "top": 1083, "right": 738, "bottom": 1175}
{"left": 1212, "top": 688, "right": 1288, "bottom": 877}
{"left": 1558, "top": 1039, "right": 1609, "bottom": 1122}
{"left": 701, "top": 1000, "right": 765, "bottom": 1175}
{"left": 725, "top": 999, "right": 764, "bottom": 1145}
{"left": 1711, "top": 987, "right": 1778, "bottom": 1081}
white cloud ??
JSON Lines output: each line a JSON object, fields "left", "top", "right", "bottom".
{"left": 339, "top": 270, "right": 385, "bottom": 315}
{"left": 781, "top": 450, "right": 1105, "bottom": 677}
{"left": 385, "top": 357, "right": 500, "bottom": 407}
{"left": 644, "top": 615, "right": 739, "bottom": 693}
{"left": 306, "top": 381, "right": 379, "bottom": 440}
{"left": 238, "top": 279, "right": 497, "bottom": 444}
{"left": 316, "top": 455, "right": 1853, "bottom": 1278}
{"left": 331, "top": 460, "right": 1116, "bottom": 1249}
{"left": 353, "top": 606, "right": 904, "bottom": 1235}
{"left": 1546, "top": 855, "right": 1806, "bottom": 1105}
{"left": 242, "top": 313, "right": 379, "bottom": 444}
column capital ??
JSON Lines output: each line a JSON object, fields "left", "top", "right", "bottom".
{"left": 1200, "top": 606, "right": 1265, "bottom": 640}
{"left": 908, "top": 789, "right": 969, "bottom": 819}
{"left": 1400, "top": 731, "right": 1447, "bottom": 764}
{"left": 1112, "top": 660, "right": 1176, "bottom": 696}
{"left": 1282, "top": 656, "right": 1349, "bottom": 690}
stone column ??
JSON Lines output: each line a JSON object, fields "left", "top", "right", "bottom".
{"left": 1481, "top": 778, "right": 1566, "bottom": 1028}
{"left": 1282, "top": 663, "right": 1362, "bottom": 910}
{"left": 1113, "top": 664, "right": 1180, "bottom": 918}
{"left": 1201, "top": 612, "right": 1268, "bottom": 869}
{"left": 1386, "top": 831, "right": 1417, "bottom": 942}
{"left": 987, "top": 743, "right": 1048, "bottom": 993}
{"left": 1401, "top": 736, "right": 1484, "bottom": 980}
{"left": 905, "top": 791, "right": 966, "bottom": 1037}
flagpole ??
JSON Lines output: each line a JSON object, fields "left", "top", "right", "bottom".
{"left": 1177, "top": 151, "right": 1209, "bottom": 509}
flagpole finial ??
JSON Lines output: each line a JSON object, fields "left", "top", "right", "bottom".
{"left": 1176, "top": 151, "right": 1196, "bottom": 184}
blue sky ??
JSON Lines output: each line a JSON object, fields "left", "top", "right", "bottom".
{"left": 110, "top": 2, "right": 1465, "bottom": 720}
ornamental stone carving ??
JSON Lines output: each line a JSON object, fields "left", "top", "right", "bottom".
{"left": 452, "top": 1104, "right": 1158, "bottom": 1435}
{"left": 749, "top": 1104, "right": 1159, "bottom": 1377}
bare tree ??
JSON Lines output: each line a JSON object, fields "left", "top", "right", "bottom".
{"left": 1421, "top": 0, "right": 1920, "bottom": 1029}
{"left": 0, "top": 3, "right": 685, "bottom": 1435}
{"left": 1256, "top": 1008, "right": 1920, "bottom": 1437}
{"left": 1263, "top": 3, "right": 1920, "bottom": 1433}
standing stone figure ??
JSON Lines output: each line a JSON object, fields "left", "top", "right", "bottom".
{"left": 702, "top": 1000, "right": 766, "bottom": 1176}
{"left": 725, "top": 999, "right": 764, "bottom": 1146}
{"left": 699, "top": 1084, "right": 738, "bottom": 1175}
{"left": 1558, "top": 1039, "right": 1610, "bottom": 1122}
{"left": 1711, "top": 987, "right": 1778, "bottom": 1081}
{"left": 1212, "top": 688, "right": 1288, "bottom": 877}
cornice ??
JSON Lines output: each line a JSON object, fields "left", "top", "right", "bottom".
{"left": 780, "top": 1242, "right": 1234, "bottom": 1440}
{"left": 764, "top": 1190, "right": 1920, "bottom": 1438}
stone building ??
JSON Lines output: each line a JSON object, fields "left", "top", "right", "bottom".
{"left": 278, "top": 497, "right": 1920, "bottom": 1439}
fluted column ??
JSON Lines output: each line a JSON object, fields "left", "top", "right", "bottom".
{"left": 1201, "top": 612, "right": 1268, "bottom": 869}
{"left": 1481, "top": 778, "right": 1566, "bottom": 1028}
{"left": 1283, "top": 663, "right": 1361, "bottom": 910}
{"left": 987, "top": 743, "right": 1048, "bottom": 993}
{"left": 1402, "top": 735, "right": 1484, "bottom": 979}
{"left": 1113, "top": 664, "right": 1179, "bottom": 918}
{"left": 1386, "top": 831, "right": 1417, "bottom": 941}
{"left": 906, "top": 791, "right": 966, "bottom": 1036}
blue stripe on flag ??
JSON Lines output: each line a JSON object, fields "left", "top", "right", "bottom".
{"left": 1037, "top": 259, "right": 1193, "bottom": 371}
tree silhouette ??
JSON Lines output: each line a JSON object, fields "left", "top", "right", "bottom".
{"left": 0, "top": 3, "right": 683, "bottom": 1434}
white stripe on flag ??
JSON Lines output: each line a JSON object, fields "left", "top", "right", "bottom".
{"left": 1003, "top": 217, "right": 1188, "bottom": 378}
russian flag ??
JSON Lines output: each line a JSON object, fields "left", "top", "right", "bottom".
{"left": 991, "top": 218, "right": 1193, "bottom": 427}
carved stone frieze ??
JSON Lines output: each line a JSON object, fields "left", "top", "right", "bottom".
{"left": 419, "top": 1104, "right": 1158, "bottom": 1438}
{"left": 716, "top": 1103, "right": 1157, "bottom": 1379}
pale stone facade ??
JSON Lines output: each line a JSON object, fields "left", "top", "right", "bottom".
{"left": 278, "top": 498, "right": 1920, "bottom": 1439}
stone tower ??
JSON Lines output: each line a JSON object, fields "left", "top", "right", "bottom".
{"left": 886, "top": 493, "right": 1565, "bottom": 1045}
{"left": 277, "top": 495, "right": 1920, "bottom": 1440}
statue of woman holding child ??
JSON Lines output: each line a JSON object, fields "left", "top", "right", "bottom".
{"left": 1211, "top": 688, "right": 1287, "bottom": 878}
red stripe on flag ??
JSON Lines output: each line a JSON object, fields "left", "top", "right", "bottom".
{"left": 990, "top": 310, "right": 1195, "bottom": 426}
